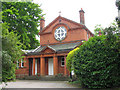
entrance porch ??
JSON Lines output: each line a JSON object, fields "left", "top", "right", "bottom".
{"left": 28, "top": 55, "right": 69, "bottom": 76}
{"left": 16, "top": 42, "right": 82, "bottom": 78}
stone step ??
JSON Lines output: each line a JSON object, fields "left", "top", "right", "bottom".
{"left": 19, "top": 75, "right": 69, "bottom": 81}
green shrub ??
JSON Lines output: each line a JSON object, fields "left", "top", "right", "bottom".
{"left": 73, "top": 35, "right": 120, "bottom": 88}
{"left": 55, "top": 73, "right": 64, "bottom": 77}
{"left": 66, "top": 47, "right": 79, "bottom": 72}
{"left": 2, "top": 23, "right": 23, "bottom": 82}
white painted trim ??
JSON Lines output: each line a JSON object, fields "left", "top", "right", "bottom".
{"left": 21, "top": 59, "right": 24, "bottom": 67}
{"left": 72, "top": 70, "right": 74, "bottom": 75}
{"left": 35, "top": 59, "right": 37, "bottom": 75}
{"left": 61, "top": 57, "right": 65, "bottom": 67}
{"left": 32, "top": 46, "right": 41, "bottom": 52}
{"left": 48, "top": 58, "right": 54, "bottom": 75}
{"left": 47, "top": 46, "right": 56, "bottom": 51}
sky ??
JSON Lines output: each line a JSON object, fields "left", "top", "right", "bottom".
{"left": 33, "top": 0, "right": 118, "bottom": 33}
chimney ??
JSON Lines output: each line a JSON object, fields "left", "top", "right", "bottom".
{"left": 98, "top": 30, "right": 102, "bottom": 36}
{"left": 40, "top": 17, "right": 45, "bottom": 32}
{"left": 79, "top": 8, "right": 85, "bottom": 25}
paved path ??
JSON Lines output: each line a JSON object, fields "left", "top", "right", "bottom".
{"left": 3, "top": 80, "right": 79, "bottom": 88}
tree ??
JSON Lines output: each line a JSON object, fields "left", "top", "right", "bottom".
{"left": 67, "top": 22, "right": 120, "bottom": 88}
{"left": 2, "top": 23, "right": 23, "bottom": 82}
{"left": 104, "top": 22, "right": 120, "bottom": 49}
{"left": 94, "top": 24, "right": 104, "bottom": 36}
{"left": 66, "top": 47, "right": 79, "bottom": 79}
{"left": 66, "top": 47, "right": 79, "bottom": 72}
{"left": 2, "top": 2, "right": 44, "bottom": 49}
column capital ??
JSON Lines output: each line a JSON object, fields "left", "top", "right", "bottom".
{"left": 54, "top": 53, "right": 56, "bottom": 55}
{"left": 53, "top": 53, "right": 57, "bottom": 57}
{"left": 40, "top": 54, "right": 43, "bottom": 58}
{"left": 33, "top": 57, "right": 35, "bottom": 59}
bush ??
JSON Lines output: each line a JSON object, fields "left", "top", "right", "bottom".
{"left": 66, "top": 47, "right": 79, "bottom": 72}
{"left": 2, "top": 23, "right": 23, "bottom": 82}
{"left": 73, "top": 35, "right": 120, "bottom": 88}
{"left": 2, "top": 51, "right": 16, "bottom": 82}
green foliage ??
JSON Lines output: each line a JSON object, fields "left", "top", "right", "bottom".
{"left": 73, "top": 35, "right": 120, "bottom": 88}
{"left": 67, "top": 22, "right": 120, "bottom": 88}
{"left": 2, "top": 51, "right": 16, "bottom": 82}
{"left": 94, "top": 24, "right": 104, "bottom": 36}
{"left": 2, "top": 23, "right": 23, "bottom": 82}
{"left": 66, "top": 47, "right": 79, "bottom": 72}
{"left": 2, "top": 2, "right": 44, "bottom": 49}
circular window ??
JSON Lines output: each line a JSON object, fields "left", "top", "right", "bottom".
{"left": 54, "top": 26, "right": 67, "bottom": 41}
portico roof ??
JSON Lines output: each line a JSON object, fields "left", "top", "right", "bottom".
{"left": 23, "top": 42, "right": 82, "bottom": 55}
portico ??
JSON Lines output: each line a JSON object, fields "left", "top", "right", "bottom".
{"left": 26, "top": 53, "right": 68, "bottom": 76}
{"left": 22, "top": 42, "right": 82, "bottom": 76}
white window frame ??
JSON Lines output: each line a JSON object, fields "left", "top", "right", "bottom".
{"left": 21, "top": 59, "right": 24, "bottom": 67}
{"left": 17, "top": 60, "right": 19, "bottom": 68}
{"left": 54, "top": 26, "right": 67, "bottom": 41}
{"left": 61, "top": 57, "right": 65, "bottom": 67}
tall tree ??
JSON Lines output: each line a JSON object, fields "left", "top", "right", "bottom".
{"left": 94, "top": 24, "right": 104, "bottom": 36}
{"left": 2, "top": 23, "right": 23, "bottom": 82}
{"left": 2, "top": 2, "right": 44, "bottom": 49}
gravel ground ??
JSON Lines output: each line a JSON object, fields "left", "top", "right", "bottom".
{"left": 2, "top": 80, "right": 79, "bottom": 88}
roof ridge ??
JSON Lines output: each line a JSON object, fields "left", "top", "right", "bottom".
{"left": 39, "top": 15, "right": 83, "bottom": 34}
{"left": 60, "top": 16, "right": 83, "bottom": 26}
{"left": 47, "top": 45, "right": 56, "bottom": 52}
{"left": 40, "top": 16, "right": 61, "bottom": 33}
{"left": 39, "top": 15, "right": 94, "bottom": 35}
{"left": 32, "top": 46, "right": 41, "bottom": 52}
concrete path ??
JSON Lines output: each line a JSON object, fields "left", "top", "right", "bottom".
{"left": 3, "top": 80, "right": 79, "bottom": 88}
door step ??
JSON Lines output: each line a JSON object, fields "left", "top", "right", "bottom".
{"left": 44, "top": 75, "right": 54, "bottom": 77}
{"left": 19, "top": 75, "right": 69, "bottom": 81}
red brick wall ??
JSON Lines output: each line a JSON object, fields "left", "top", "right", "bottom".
{"left": 58, "top": 57, "right": 69, "bottom": 75}
{"left": 15, "top": 58, "right": 29, "bottom": 78}
{"left": 16, "top": 67, "right": 29, "bottom": 78}
{"left": 45, "top": 59, "right": 48, "bottom": 75}
{"left": 40, "top": 17, "right": 89, "bottom": 45}
{"left": 16, "top": 56, "right": 70, "bottom": 77}
{"left": 58, "top": 58, "right": 64, "bottom": 74}
{"left": 40, "top": 28, "right": 88, "bottom": 45}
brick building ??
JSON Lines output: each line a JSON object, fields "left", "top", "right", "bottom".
{"left": 16, "top": 8, "right": 94, "bottom": 78}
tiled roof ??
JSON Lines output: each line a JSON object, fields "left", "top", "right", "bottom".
{"left": 23, "top": 42, "right": 81, "bottom": 55}
{"left": 49, "top": 42, "right": 81, "bottom": 52}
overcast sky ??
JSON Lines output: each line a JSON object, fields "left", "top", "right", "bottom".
{"left": 33, "top": 0, "right": 118, "bottom": 33}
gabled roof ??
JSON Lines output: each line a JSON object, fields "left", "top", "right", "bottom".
{"left": 39, "top": 16, "right": 94, "bottom": 35}
{"left": 24, "top": 42, "right": 82, "bottom": 55}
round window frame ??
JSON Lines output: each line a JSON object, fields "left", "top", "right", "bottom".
{"left": 54, "top": 26, "right": 67, "bottom": 41}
